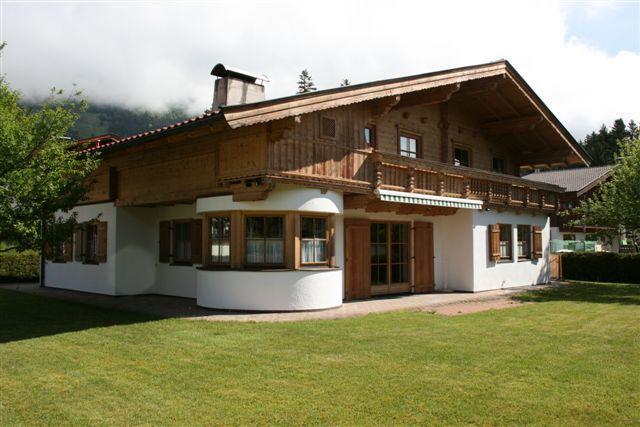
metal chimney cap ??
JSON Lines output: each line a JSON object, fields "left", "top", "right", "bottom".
{"left": 210, "top": 63, "right": 269, "bottom": 83}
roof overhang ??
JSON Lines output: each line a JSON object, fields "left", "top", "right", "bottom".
{"left": 374, "top": 189, "right": 484, "bottom": 210}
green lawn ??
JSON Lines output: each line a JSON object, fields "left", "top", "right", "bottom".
{"left": 1, "top": 282, "right": 639, "bottom": 425}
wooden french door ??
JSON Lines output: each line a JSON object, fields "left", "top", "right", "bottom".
{"left": 345, "top": 219, "right": 435, "bottom": 300}
{"left": 414, "top": 222, "right": 435, "bottom": 293}
{"left": 344, "top": 219, "right": 371, "bottom": 300}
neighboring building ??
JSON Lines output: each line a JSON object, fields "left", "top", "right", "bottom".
{"left": 45, "top": 60, "right": 591, "bottom": 311}
{"left": 523, "top": 165, "right": 619, "bottom": 251}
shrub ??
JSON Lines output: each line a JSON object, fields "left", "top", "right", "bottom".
{"left": 562, "top": 252, "right": 640, "bottom": 284}
{"left": 0, "top": 250, "right": 40, "bottom": 282}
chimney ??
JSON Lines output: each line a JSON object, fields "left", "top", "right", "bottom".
{"left": 211, "top": 63, "right": 268, "bottom": 110}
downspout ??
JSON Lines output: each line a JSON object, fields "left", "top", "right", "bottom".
{"left": 39, "top": 219, "right": 45, "bottom": 287}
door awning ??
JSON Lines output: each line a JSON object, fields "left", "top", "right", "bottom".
{"left": 374, "top": 189, "right": 483, "bottom": 210}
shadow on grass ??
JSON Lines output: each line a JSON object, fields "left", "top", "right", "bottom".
{"left": 0, "top": 288, "right": 159, "bottom": 344}
{"left": 516, "top": 281, "right": 640, "bottom": 306}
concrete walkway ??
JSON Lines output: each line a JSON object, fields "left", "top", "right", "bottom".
{"left": 4, "top": 282, "right": 547, "bottom": 322}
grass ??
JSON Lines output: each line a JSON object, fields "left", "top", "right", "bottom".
{"left": 1, "top": 282, "right": 639, "bottom": 425}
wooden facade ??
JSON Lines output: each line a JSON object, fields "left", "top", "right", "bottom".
{"left": 80, "top": 61, "right": 584, "bottom": 214}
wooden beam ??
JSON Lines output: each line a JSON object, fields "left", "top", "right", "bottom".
{"left": 371, "top": 95, "right": 401, "bottom": 120}
{"left": 393, "top": 83, "right": 461, "bottom": 110}
{"left": 481, "top": 115, "right": 543, "bottom": 137}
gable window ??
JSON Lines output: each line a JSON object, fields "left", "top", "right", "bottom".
{"left": 84, "top": 223, "right": 99, "bottom": 263}
{"left": 364, "top": 126, "right": 376, "bottom": 148}
{"left": 301, "top": 217, "right": 328, "bottom": 264}
{"left": 399, "top": 134, "right": 419, "bottom": 158}
{"left": 246, "top": 216, "right": 284, "bottom": 265}
{"left": 517, "top": 225, "right": 531, "bottom": 259}
{"left": 492, "top": 157, "right": 505, "bottom": 173}
{"left": 499, "top": 224, "right": 512, "bottom": 260}
{"left": 210, "top": 216, "right": 231, "bottom": 265}
{"left": 320, "top": 116, "right": 336, "bottom": 139}
{"left": 173, "top": 221, "right": 192, "bottom": 263}
{"left": 454, "top": 146, "right": 471, "bottom": 167}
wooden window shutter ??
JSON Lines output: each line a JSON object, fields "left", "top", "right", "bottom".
{"left": 64, "top": 237, "right": 73, "bottom": 262}
{"left": 159, "top": 221, "right": 171, "bottom": 263}
{"left": 532, "top": 226, "right": 543, "bottom": 259}
{"left": 96, "top": 221, "right": 108, "bottom": 263}
{"left": 191, "top": 219, "right": 203, "bottom": 264}
{"left": 74, "top": 226, "right": 83, "bottom": 262}
{"left": 489, "top": 224, "right": 500, "bottom": 261}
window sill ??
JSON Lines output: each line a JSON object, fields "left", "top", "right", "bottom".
{"left": 496, "top": 259, "right": 513, "bottom": 263}
{"left": 52, "top": 260, "right": 66, "bottom": 264}
{"left": 518, "top": 258, "right": 532, "bottom": 262}
{"left": 83, "top": 260, "right": 99, "bottom": 265}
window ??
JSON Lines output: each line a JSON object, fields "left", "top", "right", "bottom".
{"left": 390, "top": 223, "right": 409, "bottom": 283}
{"left": 364, "top": 126, "right": 375, "bottom": 147}
{"left": 301, "top": 217, "right": 328, "bottom": 264}
{"left": 499, "top": 224, "right": 512, "bottom": 260}
{"left": 209, "top": 216, "right": 230, "bottom": 264}
{"left": 370, "top": 223, "right": 388, "bottom": 285}
{"left": 454, "top": 146, "right": 471, "bottom": 167}
{"left": 399, "top": 135, "right": 419, "bottom": 158}
{"left": 84, "top": 223, "right": 98, "bottom": 263}
{"left": 492, "top": 157, "right": 505, "bottom": 173}
{"left": 517, "top": 225, "right": 531, "bottom": 259}
{"left": 370, "top": 222, "right": 409, "bottom": 286}
{"left": 245, "top": 216, "right": 284, "bottom": 265}
{"left": 320, "top": 116, "right": 336, "bottom": 139}
{"left": 173, "top": 221, "right": 192, "bottom": 263}
{"left": 563, "top": 234, "right": 576, "bottom": 241}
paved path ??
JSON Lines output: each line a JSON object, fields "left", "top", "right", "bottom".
{"left": 4, "top": 283, "right": 547, "bottom": 323}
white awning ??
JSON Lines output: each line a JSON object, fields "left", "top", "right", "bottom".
{"left": 374, "top": 189, "right": 483, "bottom": 210}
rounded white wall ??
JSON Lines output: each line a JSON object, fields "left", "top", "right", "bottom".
{"left": 197, "top": 269, "right": 342, "bottom": 311}
{"left": 196, "top": 184, "right": 342, "bottom": 214}
{"left": 196, "top": 184, "right": 344, "bottom": 311}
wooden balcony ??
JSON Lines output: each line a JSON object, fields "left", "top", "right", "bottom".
{"left": 218, "top": 137, "right": 562, "bottom": 211}
{"left": 372, "top": 152, "right": 561, "bottom": 211}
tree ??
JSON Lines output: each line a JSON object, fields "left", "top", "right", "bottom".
{"left": 0, "top": 45, "right": 99, "bottom": 252}
{"left": 340, "top": 78, "right": 351, "bottom": 87}
{"left": 580, "top": 118, "right": 638, "bottom": 165}
{"left": 570, "top": 138, "right": 640, "bottom": 251}
{"left": 296, "top": 69, "right": 316, "bottom": 93}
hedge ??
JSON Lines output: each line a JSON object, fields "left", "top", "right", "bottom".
{"left": 0, "top": 250, "right": 40, "bottom": 283}
{"left": 562, "top": 252, "right": 640, "bottom": 284}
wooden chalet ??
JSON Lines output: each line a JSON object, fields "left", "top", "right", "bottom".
{"left": 45, "top": 60, "right": 590, "bottom": 311}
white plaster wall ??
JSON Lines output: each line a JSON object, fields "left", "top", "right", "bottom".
{"left": 472, "top": 210, "right": 550, "bottom": 291}
{"left": 154, "top": 204, "right": 200, "bottom": 298}
{"left": 115, "top": 207, "right": 157, "bottom": 295}
{"left": 45, "top": 202, "right": 118, "bottom": 295}
{"left": 197, "top": 269, "right": 342, "bottom": 311}
{"left": 196, "top": 184, "right": 342, "bottom": 214}
{"left": 343, "top": 208, "right": 475, "bottom": 292}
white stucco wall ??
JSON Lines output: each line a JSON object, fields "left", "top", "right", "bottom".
{"left": 115, "top": 207, "right": 157, "bottom": 295}
{"left": 472, "top": 210, "right": 550, "bottom": 291}
{"left": 154, "top": 204, "right": 200, "bottom": 298}
{"left": 343, "top": 208, "right": 475, "bottom": 292}
{"left": 45, "top": 202, "right": 118, "bottom": 295}
{"left": 197, "top": 269, "right": 343, "bottom": 311}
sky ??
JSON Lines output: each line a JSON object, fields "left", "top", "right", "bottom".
{"left": 1, "top": 0, "right": 639, "bottom": 140}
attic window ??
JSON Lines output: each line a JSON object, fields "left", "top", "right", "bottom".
{"left": 321, "top": 116, "right": 337, "bottom": 139}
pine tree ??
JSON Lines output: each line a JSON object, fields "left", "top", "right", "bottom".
{"left": 297, "top": 69, "right": 317, "bottom": 94}
{"left": 580, "top": 118, "right": 639, "bottom": 165}
{"left": 340, "top": 79, "right": 351, "bottom": 87}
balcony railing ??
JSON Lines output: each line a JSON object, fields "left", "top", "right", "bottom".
{"left": 372, "top": 152, "right": 561, "bottom": 211}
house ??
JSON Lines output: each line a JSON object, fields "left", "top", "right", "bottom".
{"left": 522, "top": 165, "right": 620, "bottom": 251}
{"left": 44, "top": 60, "right": 590, "bottom": 311}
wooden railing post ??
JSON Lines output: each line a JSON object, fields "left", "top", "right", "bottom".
{"left": 407, "top": 167, "right": 415, "bottom": 192}
{"left": 374, "top": 161, "right": 383, "bottom": 189}
{"left": 463, "top": 178, "right": 471, "bottom": 198}
{"left": 437, "top": 173, "right": 445, "bottom": 196}
{"left": 540, "top": 193, "right": 546, "bottom": 209}
{"left": 486, "top": 182, "right": 493, "bottom": 204}
{"left": 524, "top": 187, "right": 530, "bottom": 208}
{"left": 506, "top": 185, "right": 513, "bottom": 206}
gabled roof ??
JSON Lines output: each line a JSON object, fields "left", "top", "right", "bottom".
{"left": 81, "top": 59, "right": 590, "bottom": 166}
{"left": 522, "top": 165, "right": 613, "bottom": 195}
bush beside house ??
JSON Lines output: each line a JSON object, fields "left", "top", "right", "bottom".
{"left": 0, "top": 251, "right": 40, "bottom": 282}
{"left": 563, "top": 252, "right": 640, "bottom": 284}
